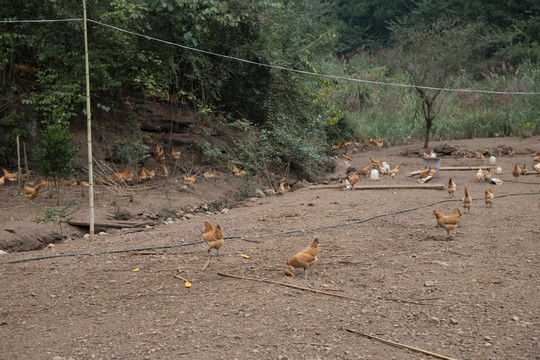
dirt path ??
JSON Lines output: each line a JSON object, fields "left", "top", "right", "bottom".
{"left": 1, "top": 136, "right": 539, "bottom": 359}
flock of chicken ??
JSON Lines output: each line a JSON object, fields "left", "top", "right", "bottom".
{"left": 0, "top": 140, "right": 257, "bottom": 200}
{"left": 434, "top": 153, "right": 540, "bottom": 238}
{"left": 202, "top": 219, "right": 318, "bottom": 278}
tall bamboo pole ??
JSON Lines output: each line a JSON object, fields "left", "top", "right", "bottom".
{"left": 83, "top": 0, "right": 95, "bottom": 241}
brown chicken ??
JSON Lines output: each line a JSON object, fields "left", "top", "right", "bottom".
{"left": 146, "top": 169, "right": 155, "bottom": 179}
{"left": 483, "top": 168, "right": 492, "bottom": 183}
{"left": 447, "top": 178, "right": 456, "bottom": 197}
{"left": 125, "top": 168, "right": 134, "bottom": 182}
{"left": 203, "top": 221, "right": 224, "bottom": 256}
{"left": 286, "top": 239, "right": 319, "bottom": 278}
{"left": 276, "top": 181, "right": 286, "bottom": 195}
{"left": 0, "top": 176, "right": 4, "bottom": 186}
{"left": 161, "top": 164, "right": 169, "bottom": 177}
{"left": 361, "top": 165, "right": 371, "bottom": 177}
{"left": 427, "top": 166, "right": 437, "bottom": 177}
{"left": 370, "top": 157, "right": 382, "bottom": 168}
{"left": 232, "top": 164, "right": 246, "bottom": 177}
{"left": 203, "top": 170, "right": 217, "bottom": 178}
{"left": 24, "top": 183, "right": 43, "bottom": 200}
{"left": 387, "top": 165, "right": 400, "bottom": 179}
{"left": 475, "top": 168, "right": 484, "bottom": 182}
{"left": 348, "top": 171, "right": 359, "bottom": 188}
{"left": 474, "top": 151, "right": 485, "bottom": 159}
{"left": 170, "top": 148, "right": 182, "bottom": 160}
{"left": 512, "top": 163, "right": 521, "bottom": 180}
{"left": 433, "top": 208, "right": 461, "bottom": 237}
{"left": 183, "top": 174, "right": 198, "bottom": 186}
{"left": 521, "top": 164, "right": 528, "bottom": 175}
{"left": 533, "top": 155, "right": 540, "bottom": 163}
{"left": 341, "top": 153, "right": 352, "bottom": 161}
{"left": 485, "top": 188, "right": 494, "bottom": 207}
{"left": 112, "top": 168, "right": 129, "bottom": 182}
{"left": 533, "top": 163, "right": 540, "bottom": 174}
{"left": 418, "top": 167, "right": 431, "bottom": 179}
{"left": 2, "top": 168, "right": 18, "bottom": 182}
{"left": 139, "top": 167, "right": 149, "bottom": 181}
{"left": 462, "top": 186, "right": 472, "bottom": 213}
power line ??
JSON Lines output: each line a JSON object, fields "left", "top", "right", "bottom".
{"left": 1, "top": 18, "right": 540, "bottom": 96}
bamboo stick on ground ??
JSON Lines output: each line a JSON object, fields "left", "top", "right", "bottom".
{"left": 346, "top": 329, "right": 458, "bottom": 360}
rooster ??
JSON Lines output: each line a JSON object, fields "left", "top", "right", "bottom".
{"left": 462, "top": 186, "right": 472, "bottom": 213}
{"left": 485, "top": 188, "right": 494, "bottom": 207}
{"left": 286, "top": 239, "right": 319, "bottom": 278}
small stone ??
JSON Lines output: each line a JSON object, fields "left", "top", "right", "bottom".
{"left": 184, "top": 214, "right": 194, "bottom": 219}
{"left": 450, "top": 318, "right": 458, "bottom": 325}
{"left": 83, "top": 234, "right": 90, "bottom": 239}
{"left": 512, "top": 316, "right": 520, "bottom": 321}
{"left": 430, "top": 317, "right": 440, "bottom": 324}
{"left": 484, "top": 336, "right": 492, "bottom": 342}
{"left": 98, "top": 231, "right": 107, "bottom": 236}
{"left": 424, "top": 280, "right": 436, "bottom": 287}
{"left": 0, "top": 250, "right": 7, "bottom": 255}
{"left": 221, "top": 208, "right": 229, "bottom": 213}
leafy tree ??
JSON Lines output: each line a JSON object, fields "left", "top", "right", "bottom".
{"left": 389, "top": 19, "right": 482, "bottom": 148}
{"left": 36, "top": 121, "right": 81, "bottom": 203}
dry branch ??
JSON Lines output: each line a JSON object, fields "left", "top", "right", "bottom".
{"left": 346, "top": 329, "right": 458, "bottom": 360}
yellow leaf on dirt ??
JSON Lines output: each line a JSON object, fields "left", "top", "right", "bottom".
{"left": 185, "top": 281, "right": 192, "bottom": 288}
{"left": 241, "top": 254, "right": 251, "bottom": 259}
{"left": 133, "top": 268, "right": 139, "bottom": 272}
{"left": 283, "top": 268, "right": 294, "bottom": 277}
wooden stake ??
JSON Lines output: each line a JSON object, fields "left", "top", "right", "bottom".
{"left": 346, "top": 329, "right": 458, "bottom": 360}
{"left": 407, "top": 166, "right": 489, "bottom": 176}
{"left": 16, "top": 135, "right": 21, "bottom": 195}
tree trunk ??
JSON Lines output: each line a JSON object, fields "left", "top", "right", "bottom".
{"left": 424, "top": 118, "right": 433, "bottom": 148}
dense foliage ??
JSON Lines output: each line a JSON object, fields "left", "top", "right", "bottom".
{"left": 1, "top": 0, "right": 539, "bottom": 179}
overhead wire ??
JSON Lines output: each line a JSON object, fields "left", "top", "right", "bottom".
{"left": 1, "top": 18, "right": 539, "bottom": 96}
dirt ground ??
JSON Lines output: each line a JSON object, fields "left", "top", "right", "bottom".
{"left": 1, "top": 136, "right": 539, "bottom": 360}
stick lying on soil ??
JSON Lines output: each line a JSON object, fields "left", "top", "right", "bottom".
{"left": 345, "top": 329, "right": 458, "bottom": 360}
{"left": 407, "top": 166, "right": 489, "bottom": 176}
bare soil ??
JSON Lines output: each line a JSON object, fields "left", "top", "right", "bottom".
{"left": 1, "top": 136, "right": 539, "bottom": 360}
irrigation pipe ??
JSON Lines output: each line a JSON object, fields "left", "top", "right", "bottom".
{"left": 1, "top": 191, "right": 538, "bottom": 266}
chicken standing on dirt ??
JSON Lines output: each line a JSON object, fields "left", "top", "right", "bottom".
{"left": 183, "top": 174, "right": 197, "bottom": 186}
{"left": 512, "top": 163, "right": 521, "bottom": 180}
{"left": 462, "top": 186, "right": 472, "bottom": 213}
{"left": 447, "top": 178, "right": 456, "bottom": 197}
{"left": 24, "top": 183, "right": 43, "bottom": 200}
{"left": 485, "top": 188, "right": 494, "bottom": 207}
{"left": 348, "top": 171, "right": 359, "bottom": 189}
{"left": 286, "top": 239, "right": 319, "bottom": 278}
{"left": 433, "top": 208, "right": 461, "bottom": 237}
{"left": 203, "top": 221, "right": 224, "bottom": 256}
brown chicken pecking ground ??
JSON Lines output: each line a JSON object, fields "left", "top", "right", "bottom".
{"left": 0, "top": 135, "right": 539, "bottom": 359}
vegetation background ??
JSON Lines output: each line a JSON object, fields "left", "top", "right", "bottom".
{"left": 1, "top": 0, "right": 539, "bottom": 181}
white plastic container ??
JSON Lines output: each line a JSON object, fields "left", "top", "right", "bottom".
{"left": 370, "top": 169, "right": 379, "bottom": 180}
{"left": 495, "top": 167, "right": 503, "bottom": 175}
{"left": 489, "top": 156, "right": 496, "bottom": 165}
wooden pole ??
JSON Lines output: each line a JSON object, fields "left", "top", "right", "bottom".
{"left": 16, "top": 135, "right": 21, "bottom": 195}
{"left": 83, "top": 0, "right": 95, "bottom": 241}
